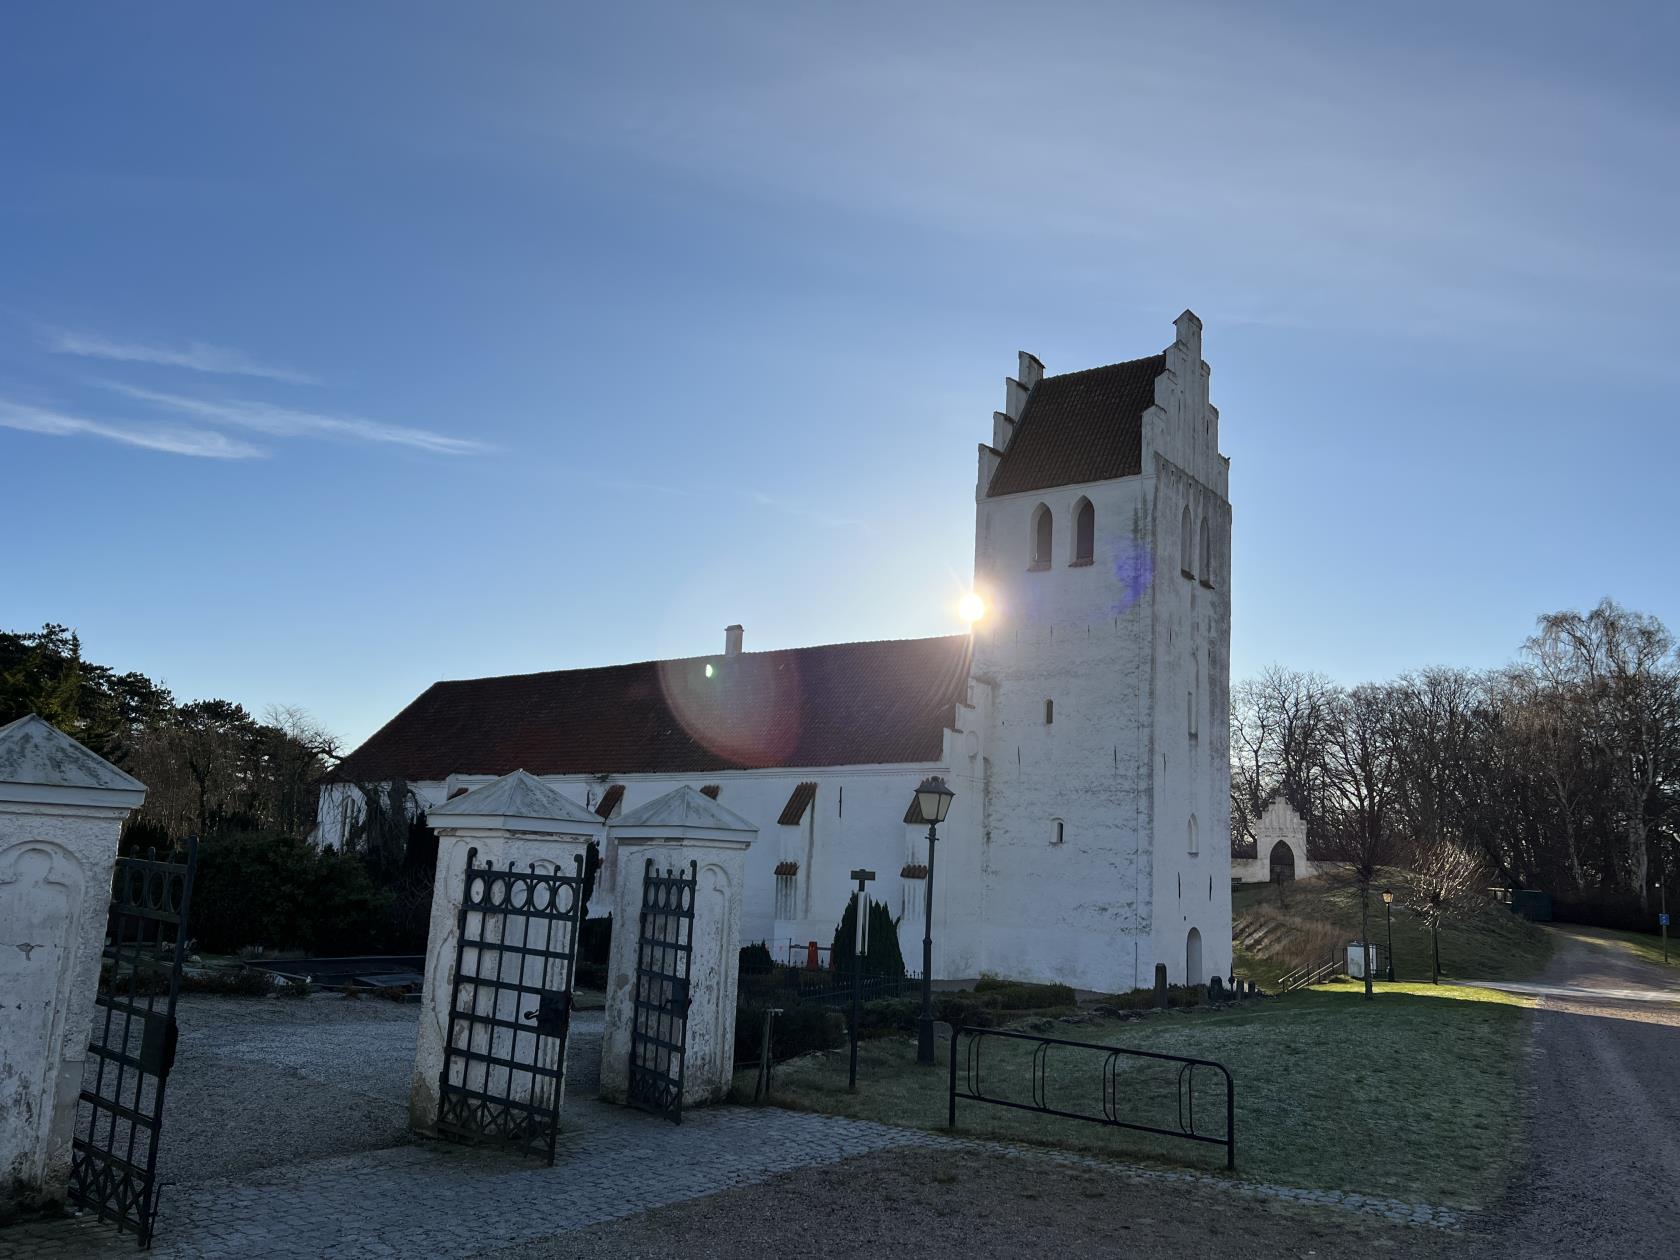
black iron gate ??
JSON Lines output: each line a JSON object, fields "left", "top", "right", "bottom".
{"left": 435, "top": 848, "right": 584, "bottom": 1164}
{"left": 627, "top": 858, "right": 697, "bottom": 1123}
{"left": 67, "top": 837, "right": 199, "bottom": 1249}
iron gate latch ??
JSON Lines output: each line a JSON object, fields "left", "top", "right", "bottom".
{"left": 138, "top": 1012, "right": 179, "bottom": 1079}
{"left": 524, "top": 991, "right": 570, "bottom": 1038}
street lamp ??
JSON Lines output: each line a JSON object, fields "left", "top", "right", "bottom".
{"left": 912, "top": 775, "right": 955, "bottom": 1066}
{"left": 1381, "top": 888, "right": 1396, "bottom": 982}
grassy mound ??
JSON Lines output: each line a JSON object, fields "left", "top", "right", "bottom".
{"left": 1232, "top": 869, "right": 1552, "bottom": 989}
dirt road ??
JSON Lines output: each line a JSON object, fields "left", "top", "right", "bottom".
{"left": 1473, "top": 927, "right": 1680, "bottom": 1257}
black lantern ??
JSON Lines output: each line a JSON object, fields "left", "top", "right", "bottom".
{"left": 915, "top": 775, "right": 954, "bottom": 825}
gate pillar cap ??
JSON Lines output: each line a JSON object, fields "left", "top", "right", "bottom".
{"left": 609, "top": 784, "right": 756, "bottom": 847}
{"left": 429, "top": 768, "right": 603, "bottom": 838}
{"left": 0, "top": 713, "right": 147, "bottom": 812}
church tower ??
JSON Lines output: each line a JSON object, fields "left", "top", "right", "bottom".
{"left": 962, "top": 311, "right": 1231, "bottom": 992}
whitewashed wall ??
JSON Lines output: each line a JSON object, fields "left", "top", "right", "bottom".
{"left": 320, "top": 763, "right": 969, "bottom": 978}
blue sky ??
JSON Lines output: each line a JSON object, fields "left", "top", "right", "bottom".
{"left": 4, "top": 2, "right": 1676, "bottom": 748}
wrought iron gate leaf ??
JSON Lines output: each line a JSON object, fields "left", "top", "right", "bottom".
{"left": 627, "top": 858, "right": 697, "bottom": 1123}
{"left": 435, "top": 848, "right": 584, "bottom": 1164}
{"left": 67, "top": 837, "right": 199, "bottom": 1250}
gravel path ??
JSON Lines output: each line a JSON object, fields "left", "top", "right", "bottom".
{"left": 485, "top": 1144, "right": 1462, "bottom": 1260}
{"left": 1467, "top": 927, "right": 1680, "bottom": 1258}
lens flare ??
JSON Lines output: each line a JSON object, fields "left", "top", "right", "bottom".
{"left": 958, "top": 592, "right": 986, "bottom": 624}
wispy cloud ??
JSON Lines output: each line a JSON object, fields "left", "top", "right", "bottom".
{"left": 109, "top": 384, "right": 490, "bottom": 455}
{"left": 0, "top": 401, "right": 266, "bottom": 459}
{"left": 46, "top": 331, "right": 320, "bottom": 385}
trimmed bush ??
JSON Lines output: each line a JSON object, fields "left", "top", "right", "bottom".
{"left": 858, "top": 996, "right": 920, "bottom": 1036}
{"left": 830, "top": 897, "right": 906, "bottom": 978}
{"left": 736, "top": 1001, "right": 845, "bottom": 1064}
{"left": 973, "top": 978, "right": 1077, "bottom": 1010}
{"left": 190, "top": 831, "right": 392, "bottom": 955}
{"left": 935, "top": 992, "right": 1000, "bottom": 1030}
{"left": 739, "top": 941, "right": 775, "bottom": 976}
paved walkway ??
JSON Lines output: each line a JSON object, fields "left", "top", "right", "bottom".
{"left": 1470, "top": 927, "right": 1680, "bottom": 1258}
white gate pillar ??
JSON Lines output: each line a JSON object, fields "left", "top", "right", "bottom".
{"left": 409, "top": 770, "right": 603, "bottom": 1135}
{"left": 599, "top": 786, "right": 757, "bottom": 1109}
{"left": 0, "top": 715, "right": 147, "bottom": 1217}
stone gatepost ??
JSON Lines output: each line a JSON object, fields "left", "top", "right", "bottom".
{"left": 599, "top": 786, "right": 756, "bottom": 1109}
{"left": 409, "top": 770, "right": 603, "bottom": 1135}
{"left": 0, "top": 715, "right": 147, "bottom": 1217}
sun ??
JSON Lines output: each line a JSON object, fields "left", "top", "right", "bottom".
{"left": 957, "top": 592, "right": 986, "bottom": 624}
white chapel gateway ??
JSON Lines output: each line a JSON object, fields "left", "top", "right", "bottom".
{"left": 317, "top": 311, "right": 1232, "bottom": 991}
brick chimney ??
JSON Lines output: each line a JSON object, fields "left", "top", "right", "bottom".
{"left": 724, "top": 624, "right": 744, "bottom": 657}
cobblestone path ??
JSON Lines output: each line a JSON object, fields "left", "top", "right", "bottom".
{"left": 0, "top": 1100, "right": 947, "bottom": 1259}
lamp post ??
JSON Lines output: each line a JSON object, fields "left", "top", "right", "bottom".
{"left": 912, "top": 775, "right": 955, "bottom": 1066}
{"left": 1381, "top": 888, "right": 1395, "bottom": 982}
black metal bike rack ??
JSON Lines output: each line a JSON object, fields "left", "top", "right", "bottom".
{"left": 947, "top": 1024, "right": 1236, "bottom": 1170}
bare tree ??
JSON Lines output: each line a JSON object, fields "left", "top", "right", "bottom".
{"left": 1230, "top": 666, "right": 1335, "bottom": 853}
{"left": 1320, "top": 684, "right": 1404, "bottom": 998}
{"left": 1402, "top": 837, "right": 1491, "bottom": 983}
{"left": 1529, "top": 599, "right": 1680, "bottom": 907}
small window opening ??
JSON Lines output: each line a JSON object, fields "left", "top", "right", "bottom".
{"left": 1044, "top": 698, "right": 1054, "bottom": 724}
{"left": 1188, "top": 815, "right": 1199, "bottom": 856}
{"left": 1051, "top": 818, "right": 1065, "bottom": 846}
{"left": 1031, "top": 504, "right": 1053, "bottom": 568}
{"left": 1073, "top": 498, "right": 1094, "bottom": 564}
{"left": 1180, "top": 504, "right": 1194, "bottom": 577}
{"left": 1199, "top": 516, "right": 1213, "bottom": 587}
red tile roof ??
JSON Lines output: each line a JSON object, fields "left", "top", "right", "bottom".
{"left": 986, "top": 354, "right": 1164, "bottom": 497}
{"left": 593, "top": 784, "right": 624, "bottom": 818}
{"left": 329, "top": 635, "right": 972, "bottom": 784}
{"left": 777, "top": 781, "right": 817, "bottom": 825}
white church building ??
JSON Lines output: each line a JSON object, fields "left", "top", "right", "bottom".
{"left": 317, "top": 311, "right": 1232, "bottom": 993}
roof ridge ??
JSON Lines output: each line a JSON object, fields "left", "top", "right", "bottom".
{"left": 1042, "top": 351, "right": 1165, "bottom": 384}
{"left": 427, "top": 632, "right": 971, "bottom": 688}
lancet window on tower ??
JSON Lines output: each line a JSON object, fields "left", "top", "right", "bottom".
{"left": 1180, "top": 504, "right": 1194, "bottom": 577}
{"left": 1073, "top": 497, "right": 1094, "bottom": 564}
{"left": 1031, "top": 503, "right": 1053, "bottom": 569}
{"left": 1199, "top": 516, "right": 1212, "bottom": 587}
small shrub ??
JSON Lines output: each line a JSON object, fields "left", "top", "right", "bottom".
{"left": 858, "top": 996, "right": 920, "bottom": 1036}
{"left": 830, "top": 897, "right": 906, "bottom": 978}
{"left": 736, "top": 1001, "right": 845, "bottom": 1064}
{"left": 579, "top": 916, "right": 612, "bottom": 966}
{"left": 739, "top": 941, "right": 775, "bottom": 976}
{"left": 973, "top": 978, "right": 1077, "bottom": 1010}
{"left": 935, "top": 992, "right": 1000, "bottom": 1030}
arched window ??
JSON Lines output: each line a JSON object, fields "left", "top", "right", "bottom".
{"left": 1031, "top": 504, "right": 1053, "bottom": 569}
{"left": 1188, "top": 814, "right": 1199, "bottom": 855}
{"left": 1050, "top": 817, "right": 1065, "bottom": 846}
{"left": 1044, "top": 698, "right": 1054, "bottom": 725}
{"left": 1180, "top": 504, "right": 1194, "bottom": 576}
{"left": 1199, "top": 516, "right": 1212, "bottom": 586}
{"left": 1073, "top": 498, "right": 1094, "bottom": 564}
{"left": 1186, "top": 927, "right": 1203, "bottom": 985}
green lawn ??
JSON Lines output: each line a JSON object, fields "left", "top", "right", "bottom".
{"left": 741, "top": 981, "right": 1531, "bottom": 1209}
{"left": 1233, "top": 871, "right": 1553, "bottom": 990}
{"left": 1572, "top": 924, "right": 1680, "bottom": 972}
